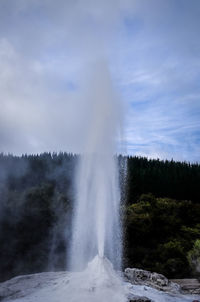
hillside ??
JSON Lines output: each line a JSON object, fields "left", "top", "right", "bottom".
{"left": 0, "top": 153, "right": 199, "bottom": 281}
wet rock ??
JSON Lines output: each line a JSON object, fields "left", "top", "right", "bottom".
{"left": 129, "top": 297, "right": 152, "bottom": 302}
{"left": 127, "top": 292, "right": 154, "bottom": 302}
{"left": 124, "top": 268, "right": 180, "bottom": 293}
{"left": 128, "top": 294, "right": 154, "bottom": 302}
{"left": 171, "top": 279, "right": 200, "bottom": 295}
{"left": 0, "top": 271, "right": 68, "bottom": 301}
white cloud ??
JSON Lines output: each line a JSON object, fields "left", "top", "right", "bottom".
{"left": 0, "top": 0, "right": 200, "bottom": 162}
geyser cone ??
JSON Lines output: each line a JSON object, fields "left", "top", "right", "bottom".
{"left": 69, "top": 60, "right": 122, "bottom": 271}
{"left": 84, "top": 255, "right": 123, "bottom": 289}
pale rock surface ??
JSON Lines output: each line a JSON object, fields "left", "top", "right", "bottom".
{"left": 0, "top": 272, "right": 68, "bottom": 301}
{"left": 124, "top": 268, "right": 180, "bottom": 293}
{"left": 0, "top": 256, "right": 127, "bottom": 302}
{"left": 171, "top": 279, "right": 200, "bottom": 295}
{"left": 1, "top": 264, "right": 200, "bottom": 302}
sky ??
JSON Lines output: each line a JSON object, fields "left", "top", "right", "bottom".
{"left": 0, "top": 0, "right": 200, "bottom": 162}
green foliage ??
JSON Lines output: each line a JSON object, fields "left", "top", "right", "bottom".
{"left": 125, "top": 194, "right": 200, "bottom": 278}
{"left": 187, "top": 239, "right": 200, "bottom": 276}
{"left": 0, "top": 152, "right": 75, "bottom": 281}
{"left": 126, "top": 156, "right": 200, "bottom": 203}
{"left": 1, "top": 153, "right": 200, "bottom": 280}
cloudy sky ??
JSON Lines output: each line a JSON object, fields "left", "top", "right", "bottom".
{"left": 0, "top": 0, "right": 200, "bottom": 162}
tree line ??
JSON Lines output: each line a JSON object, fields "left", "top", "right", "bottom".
{"left": 126, "top": 155, "right": 200, "bottom": 203}
{"left": 0, "top": 153, "right": 199, "bottom": 281}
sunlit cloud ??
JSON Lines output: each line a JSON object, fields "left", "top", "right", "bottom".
{"left": 0, "top": 0, "right": 200, "bottom": 162}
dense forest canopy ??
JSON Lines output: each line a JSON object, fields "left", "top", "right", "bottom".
{"left": 0, "top": 153, "right": 200, "bottom": 281}
{"left": 126, "top": 155, "right": 200, "bottom": 203}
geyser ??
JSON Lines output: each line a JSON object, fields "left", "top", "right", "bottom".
{"left": 69, "top": 59, "right": 123, "bottom": 272}
{"left": 2, "top": 60, "right": 200, "bottom": 302}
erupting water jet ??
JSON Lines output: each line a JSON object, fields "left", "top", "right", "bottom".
{"left": 1, "top": 60, "right": 199, "bottom": 302}
{"left": 69, "top": 59, "right": 123, "bottom": 273}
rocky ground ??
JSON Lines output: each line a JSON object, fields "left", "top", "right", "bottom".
{"left": 0, "top": 268, "right": 199, "bottom": 302}
{"left": 124, "top": 268, "right": 180, "bottom": 293}
{"left": 170, "top": 279, "right": 200, "bottom": 295}
{"left": 0, "top": 272, "right": 68, "bottom": 301}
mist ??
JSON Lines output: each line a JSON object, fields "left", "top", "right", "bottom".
{"left": 0, "top": 153, "right": 75, "bottom": 281}
{"left": 69, "top": 60, "right": 123, "bottom": 272}
{"left": 0, "top": 1, "right": 200, "bottom": 301}
{"left": 0, "top": 0, "right": 127, "bottom": 155}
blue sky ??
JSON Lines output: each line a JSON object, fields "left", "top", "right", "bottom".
{"left": 0, "top": 0, "right": 200, "bottom": 162}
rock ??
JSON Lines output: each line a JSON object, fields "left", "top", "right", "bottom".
{"left": 0, "top": 270, "right": 199, "bottom": 302}
{"left": 124, "top": 268, "right": 180, "bottom": 293}
{"left": 129, "top": 296, "right": 153, "bottom": 302}
{"left": 0, "top": 271, "right": 68, "bottom": 301}
{"left": 171, "top": 279, "right": 200, "bottom": 295}
{"left": 127, "top": 292, "right": 154, "bottom": 302}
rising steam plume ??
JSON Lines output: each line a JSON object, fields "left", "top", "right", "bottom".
{"left": 69, "top": 59, "right": 123, "bottom": 271}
